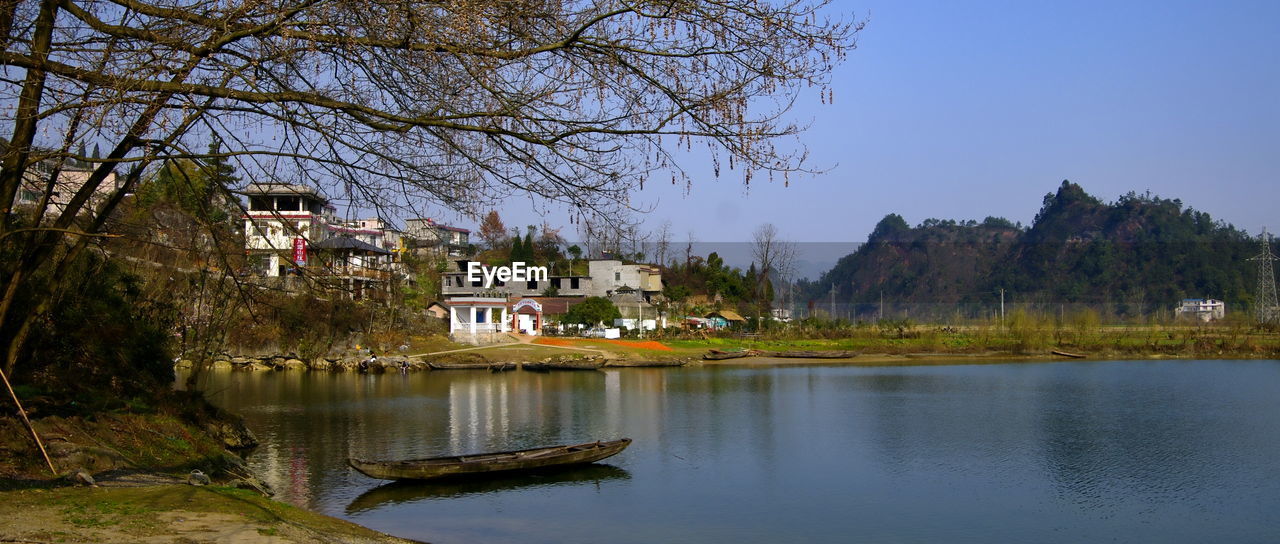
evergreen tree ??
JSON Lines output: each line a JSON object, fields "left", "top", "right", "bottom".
{"left": 510, "top": 233, "right": 525, "bottom": 261}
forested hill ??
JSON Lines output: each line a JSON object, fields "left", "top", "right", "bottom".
{"left": 802, "top": 181, "right": 1263, "bottom": 313}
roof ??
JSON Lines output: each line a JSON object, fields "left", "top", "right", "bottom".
{"left": 522, "top": 297, "right": 585, "bottom": 315}
{"left": 310, "top": 236, "right": 392, "bottom": 255}
{"left": 243, "top": 183, "right": 329, "bottom": 201}
{"left": 406, "top": 218, "right": 472, "bottom": 234}
{"left": 328, "top": 224, "right": 384, "bottom": 236}
{"left": 706, "top": 309, "right": 746, "bottom": 322}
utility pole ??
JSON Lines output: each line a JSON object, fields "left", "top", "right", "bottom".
{"left": 879, "top": 291, "right": 884, "bottom": 321}
{"left": 1249, "top": 229, "right": 1280, "bottom": 324}
{"left": 829, "top": 284, "right": 836, "bottom": 319}
{"left": 1000, "top": 288, "right": 1005, "bottom": 328}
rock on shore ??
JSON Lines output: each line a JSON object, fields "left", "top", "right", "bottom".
{"left": 181, "top": 354, "right": 429, "bottom": 373}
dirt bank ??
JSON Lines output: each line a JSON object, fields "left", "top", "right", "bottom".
{"left": 0, "top": 483, "right": 421, "bottom": 544}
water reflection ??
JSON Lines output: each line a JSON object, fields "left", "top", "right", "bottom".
{"left": 346, "top": 464, "right": 630, "bottom": 513}
{"left": 188, "top": 361, "right": 1280, "bottom": 544}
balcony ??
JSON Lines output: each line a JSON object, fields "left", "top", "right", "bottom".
{"left": 305, "top": 264, "right": 390, "bottom": 281}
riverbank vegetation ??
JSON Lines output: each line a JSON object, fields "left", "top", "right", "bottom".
{"left": 0, "top": 485, "right": 418, "bottom": 543}
{"left": 664, "top": 320, "right": 1280, "bottom": 359}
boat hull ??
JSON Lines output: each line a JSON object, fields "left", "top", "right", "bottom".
{"left": 522, "top": 360, "right": 605, "bottom": 371}
{"left": 348, "top": 438, "right": 632, "bottom": 481}
{"left": 605, "top": 359, "right": 689, "bottom": 367}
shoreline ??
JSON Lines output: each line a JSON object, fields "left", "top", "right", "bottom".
{"left": 0, "top": 482, "right": 422, "bottom": 544}
{"left": 696, "top": 352, "right": 1280, "bottom": 367}
{"left": 182, "top": 347, "right": 1280, "bottom": 374}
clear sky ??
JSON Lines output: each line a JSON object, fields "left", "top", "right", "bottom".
{"left": 466, "top": 0, "right": 1280, "bottom": 249}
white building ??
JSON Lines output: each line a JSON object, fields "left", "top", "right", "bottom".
{"left": 243, "top": 183, "right": 337, "bottom": 277}
{"left": 447, "top": 296, "right": 511, "bottom": 344}
{"left": 1175, "top": 298, "right": 1225, "bottom": 322}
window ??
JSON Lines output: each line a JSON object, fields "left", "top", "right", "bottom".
{"left": 615, "top": 272, "right": 621, "bottom": 281}
{"left": 527, "top": 280, "right": 537, "bottom": 290}
{"left": 248, "top": 196, "right": 271, "bottom": 211}
{"left": 277, "top": 196, "right": 301, "bottom": 211}
{"left": 570, "top": 278, "right": 580, "bottom": 289}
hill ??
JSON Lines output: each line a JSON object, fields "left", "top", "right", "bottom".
{"left": 802, "top": 181, "right": 1263, "bottom": 319}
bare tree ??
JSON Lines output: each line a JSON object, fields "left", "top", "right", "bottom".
{"left": 751, "top": 223, "right": 796, "bottom": 315}
{"left": 685, "top": 230, "right": 697, "bottom": 267}
{"left": 0, "top": 0, "right": 859, "bottom": 375}
{"left": 577, "top": 210, "right": 644, "bottom": 260}
{"left": 621, "top": 221, "right": 650, "bottom": 262}
{"left": 652, "top": 220, "right": 672, "bottom": 267}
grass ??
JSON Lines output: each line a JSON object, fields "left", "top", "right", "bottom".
{"left": 655, "top": 322, "right": 1280, "bottom": 359}
{"left": 404, "top": 322, "right": 1280, "bottom": 364}
{"left": 0, "top": 485, "right": 414, "bottom": 543}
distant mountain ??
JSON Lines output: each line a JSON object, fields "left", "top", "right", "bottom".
{"left": 802, "top": 181, "right": 1262, "bottom": 316}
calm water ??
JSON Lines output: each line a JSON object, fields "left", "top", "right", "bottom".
{"left": 190, "top": 360, "right": 1280, "bottom": 543}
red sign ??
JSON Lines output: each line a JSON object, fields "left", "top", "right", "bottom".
{"left": 292, "top": 237, "right": 307, "bottom": 266}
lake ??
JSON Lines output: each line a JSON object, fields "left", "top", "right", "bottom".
{"left": 190, "top": 360, "right": 1280, "bottom": 543}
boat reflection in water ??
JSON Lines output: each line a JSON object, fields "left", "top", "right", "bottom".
{"left": 346, "top": 464, "right": 631, "bottom": 514}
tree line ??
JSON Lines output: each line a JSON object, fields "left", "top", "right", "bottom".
{"left": 801, "top": 181, "right": 1266, "bottom": 320}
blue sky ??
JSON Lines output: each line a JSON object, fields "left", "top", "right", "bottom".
{"left": 480, "top": 0, "right": 1279, "bottom": 250}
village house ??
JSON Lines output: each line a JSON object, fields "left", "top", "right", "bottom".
{"left": 438, "top": 257, "right": 667, "bottom": 339}
{"left": 308, "top": 235, "right": 394, "bottom": 299}
{"left": 587, "top": 260, "right": 663, "bottom": 301}
{"left": 440, "top": 259, "right": 594, "bottom": 298}
{"left": 440, "top": 259, "right": 663, "bottom": 304}
{"left": 425, "top": 301, "right": 450, "bottom": 320}
{"left": 13, "top": 150, "right": 123, "bottom": 220}
{"left": 704, "top": 309, "right": 747, "bottom": 330}
{"left": 1175, "top": 298, "right": 1225, "bottom": 322}
{"left": 609, "top": 285, "right": 665, "bottom": 331}
{"left": 444, "top": 295, "right": 597, "bottom": 343}
{"left": 242, "top": 182, "right": 339, "bottom": 277}
{"left": 404, "top": 218, "right": 471, "bottom": 257}
{"left": 242, "top": 184, "right": 404, "bottom": 299}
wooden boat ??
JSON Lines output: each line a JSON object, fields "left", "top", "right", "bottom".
{"left": 1051, "top": 350, "right": 1087, "bottom": 359}
{"left": 605, "top": 359, "right": 689, "bottom": 368}
{"left": 348, "top": 438, "right": 632, "bottom": 481}
{"left": 762, "top": 350, "right": 859, "bottom": 359}
{"left": 703, "top": 349, "right": 757, "bottom": 360}
{"left": 489, "top": 362, "right": 517, "bottom": 372}
{"left": 522, "top": 360, "right": 605, "bottom": 371}
{"left": 346, "top": 464, "right": 630, "bottom": 513}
